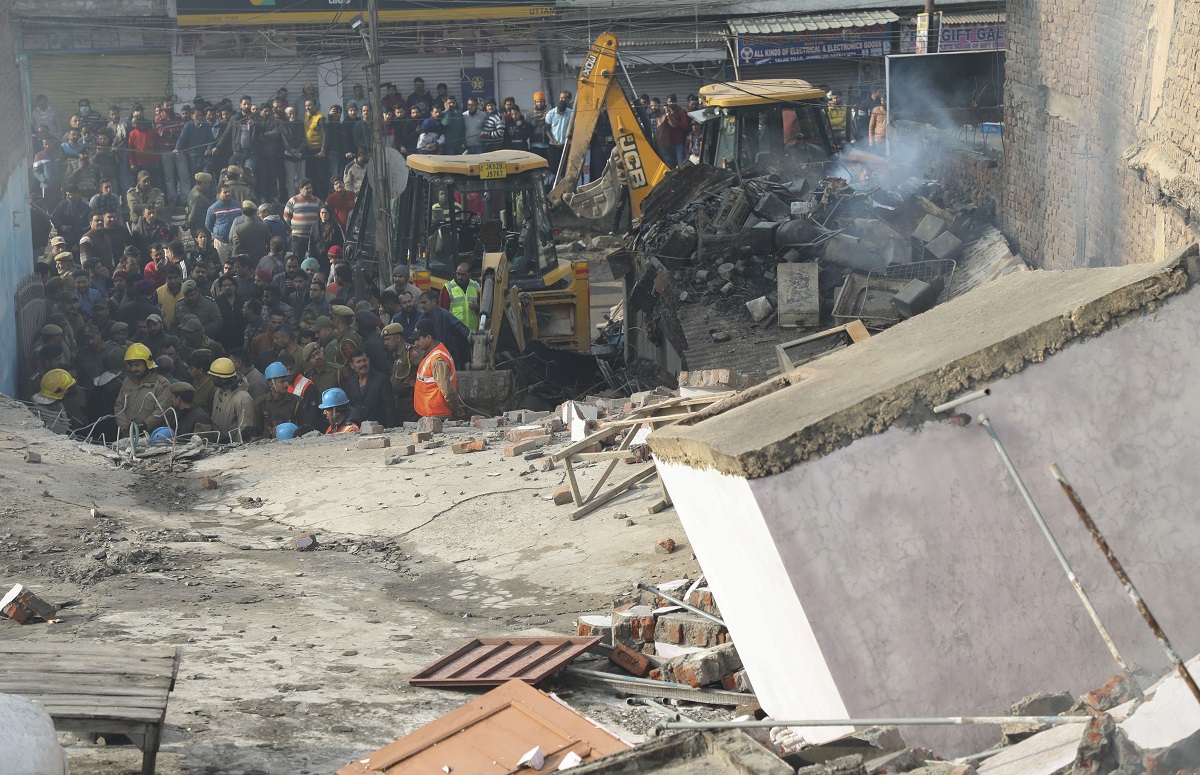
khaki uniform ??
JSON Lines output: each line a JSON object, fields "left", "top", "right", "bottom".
{"left": 192, "top": 377, "right": 216, "bottom": 413}
{"left": 390, "top": 347, "right": 416, "bottom": 424}
{"left": 255, "top": 392, "right": 301, "bottom": 437}
{"left": 325, "top": 328, "right": 363, "bottom": 377}
{"left": 114, "top": 372, "right": 173, "bottom": 431}
{"left": 126, "top": 186, "right": 166, "bottom": 221}
{"left": 211, "top": 384, "right": 259, "bottom": 442}
{"left": 306, "top": 363, "right": 341, "bottom": 394}
{"left": 172, "top": 295, "right": 223, "bottom": 336}
{"left": 177, "top": 335, "right": 226, "bottom": 364}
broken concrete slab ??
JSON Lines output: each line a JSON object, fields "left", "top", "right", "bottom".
{"left": 795, "top": 753, "right": 867, "bottom": 775}
{"left": 0, "top": 583, "right": 57, "bottom": 624}
{"left": 567, "top": 729, "right": 792, "bottom": 774}
{"left": 1004, "top": 690, "right": 1074, "bottom": 741}
{"left": 746, "top": 296, "right": 775, "bottom": 323}
{"left": 912, "top": 214, "right": 947, "bottom": 244}
{"left": 777, "top": 262, "right": 820, "bottom": 328}
{"left": 658, "top": 642, "right": 741, "bottom": 687}
{"left": 786, "top": 726, "right": 908, "bottom": 768}
{"left": 658, "top": 611, "right": 727, "bottom": 647}
{"left": 925, "top": 231, "right": 964, "bottom": 262}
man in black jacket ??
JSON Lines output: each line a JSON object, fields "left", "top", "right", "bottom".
{"left": 344, "top": 349, "right": 396, "bottom": 427}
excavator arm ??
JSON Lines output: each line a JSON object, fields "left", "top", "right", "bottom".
{"left": 549, "top": 33, "right": 671, "bottom": 221}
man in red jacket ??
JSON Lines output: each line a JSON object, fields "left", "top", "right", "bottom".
{"left": 127, "top": 106, "right": 162, "bottom": 196}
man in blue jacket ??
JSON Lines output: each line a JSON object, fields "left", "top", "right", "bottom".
{"left": 205, "top": 183, "right": 242, "bottom": 262}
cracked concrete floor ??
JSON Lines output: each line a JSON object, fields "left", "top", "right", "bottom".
{"left": 0, "top": 396, "right": 698, "bottom": 774}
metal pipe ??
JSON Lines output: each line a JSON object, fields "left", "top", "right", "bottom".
{"left": 653, "top": 715, "right": 1085, "bottom": 736}
{"left": 1049, "top": 463, "right": 1200, "bottom": 706}
{"left": 638, "top": 583, "right": 726, "bottom": 628}
{"left": 626, "top": 697, "right": 693, "bottom": 723}
{"left": 933, "top": 388, "right": 991, "bottom": 414}
{"left": 977, "top": 415, "right": 1131, "bottom": 674}
{"left": 563, "top": 667, "right": 750, "bottom": 699}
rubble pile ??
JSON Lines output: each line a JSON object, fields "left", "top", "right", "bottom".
{"left": 616, "top": 164, "right": 1023, "bottom": 379}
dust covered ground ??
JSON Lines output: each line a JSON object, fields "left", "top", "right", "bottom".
{"left": 0, "top": 395, "right": 705, "bottom": 774}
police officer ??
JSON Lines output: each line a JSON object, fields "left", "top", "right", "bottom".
{"left": 208, "top": 356, "right": 259, "bottom": 443}
{"left": 257, "top": 361, "right": 303, "bottom": 438}
{"left": 382, "top": 322, "right": 416, "bottom": 423}
{"left": 167, "top": 381, "right": 213, "bottom": 438}
{"left": 114, "top": 343, "right": 173, "bottom": 434}
{"left": 326, "top": 305, "right": 362, "bottom": 378}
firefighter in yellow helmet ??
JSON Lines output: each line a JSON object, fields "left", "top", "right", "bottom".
{"left": 28, "top": 369, "right": 87, "bottom": 435}
{"left": 114, "top": 343, "right": 172, "bottom": 434}
{"left": 208, "top": 357, "right": 259, "bottom": 443}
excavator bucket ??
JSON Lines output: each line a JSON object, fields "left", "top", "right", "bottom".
{"left": 562, "top": 162, "right": 621, "bottom": 220}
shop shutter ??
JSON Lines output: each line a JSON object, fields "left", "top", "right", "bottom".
{"left": 735, "top": 60, "right": 865, "bottom": 93}
{"left": 194, "top": 54, "right": 320, "bottom": 108}
{"left": 375, "top": 54, "right": 474, "bottom": 105}
{"left": 625, "top": 61, "right": 727, "bottom": 104}
{"left": 26, "top": 52, "right": 170, "bottom": 117}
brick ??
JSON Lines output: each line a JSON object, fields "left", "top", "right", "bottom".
{"left": 472, "top": 417, "right": 504, "bottom": 429}
{"left": 201, "top": 476, "right": 219, "bottom": 490}
{"left": 611, "top": 605, "right": 656, "bottom": 645}
{"left": 540, "top": 416, "right": 565, "bottom": 433}
{"left": 576, "top": 614, "right": 612, "bottom": 639}
{"left": 609, "top": 643, "right": 651, "bottom": 677}
{"left": 358, "top": 435, "right": 391, "bottom": 449}
{"left": 416, "top": 416, "right": 443, "bottom": 433}
{"left": 658, "top": 612, "right": 726, "bottom": 647}
{"left": 504, "top": 435, "right": 550, "bottom": 456}
{"left": 685, "top": 587, "right": 721, "bottom": 617}
{"left": 505, "top": 425, "right": 550, "bottom": 442}
{"left": 552, "top": 484, "right": 573, "bottom": 506}
{"left": 662, "top": 642, "right": 741, "bottom": 688}
{"left": 412, "top": 432, "right": 433, "bottom": 443}
{"left": 539, "top": 457, "right": 556, "bottom": 472}
{"left": 0, "top": 583, "right": 57, "bottom": 624}
{"left": 721, "top": 668, "right": 754, "bottom": 693}
{"left": 452, "top": 439, "right": 486, "bottom": 454}
{"left": 655, "top": 537, "right": 676, "bottom": 554}
{"left": 358, "top": 420, "right": 384, "bottom": 435}
{"left": 290, "top": 533, "right": 318, "bottom": 551}
{"left": 399, "top": 444, "right": 416, "bottom": 456}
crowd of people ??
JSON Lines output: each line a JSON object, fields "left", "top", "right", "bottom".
{"left": 23, "top": 75, "right": 884, "bottom": 442}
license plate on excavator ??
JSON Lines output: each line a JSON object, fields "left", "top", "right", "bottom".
{"left": 478, "top": 161, "right": 507, "bottom": 179}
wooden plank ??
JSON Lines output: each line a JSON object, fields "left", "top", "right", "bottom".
{"left": 36, "top": 705, "right": 166, "bottom": 723}
{"left": 569, "top": 464, "right": 657, "bottom": 521}
{"left": 0, "top": 643, "right": 177, "bottom": 660}
{"left": 552, "top": 426, "right": 618, "bottom": 462}
{"left": 409, "top": 638, "right": 601, "bottom": 688}
{"left": 28, "top": 694, "right": 170, "bottom": 710}
{"left": 0, "top": 658, "right": 178, "bottom": 678}
{"left": 0, "top": 681, "right": 170, "bottom": 698}
{"left": 599, "top": 413, "right": 693, "bottom": 428}
{"left": 583, "top": 420, "right": 641, "bottom": 504}
{"left": 53, "top": 718, "right": 151, "bottom": 738}
{"left": 563, "top": 458, "right": 583, "bottom": 507}
{"left": 572, "top": 450, "right": 637, "bottom": 462}
{"left": 0, "top": 673, "right": 175, "bottom": 689}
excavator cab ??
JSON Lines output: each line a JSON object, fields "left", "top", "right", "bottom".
{"left": 697, "top": 79, "right": 837, "bottom": 183}
{"left": 393, "top": 151, "right": 592, "bottom": 413}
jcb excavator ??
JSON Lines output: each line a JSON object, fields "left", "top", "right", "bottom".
{"left": 346, "top": 150, "right": 595, "bottom": 414}
{"left": 551, "top": 32, "right": 839, "bottom": 221}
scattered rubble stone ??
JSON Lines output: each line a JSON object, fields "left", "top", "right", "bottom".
{"left": 611, "top": 604, "right": 656, "bottom": 645}
{"left": 358, "top": 421, "right": 384, "bottom": 435}
{"left": 658, "top": 612, "right": 726, "bottom": 647}
{"left": 539, "top": 457, "right": 555, "bottom": 472}
{"left": 1066, "top": 713, "right": 1141, "bottom": 775}
{"left": 0, "top": 583, "right": 57, "bottom": 624}
{"left": 412, "top": 432, "right": 433, "bottom": 443}
{"left": 1078, "top": 673, "right": 1141, "bottom": 712}
{"left": 359, "top": 435, "right": 391, "bottom": 450}
{"left": 416, "top": 417, "right": 443, "bottom": 434}
{"left": 711, "top": 331, "right": 732, "bottom": 342}
{"left": 794, "top": 753, "right": 867, "bottom": 775}
{"left": 1003, "top": 690, "right": 1074, "bottom": 741}
{"left": 290, "top": 533, "right": 318, "bottom": 551}
{"left": 553, "top": 484, "right": 573, "bottom": 506}
{"left": 660, "top": 642, "right": 740, "bottom": 687}
{"left": 746, "top": 296, "right": 775, "bottom": 322}
{"left": 201, "top": 476, "right": 219, "bottom": 489}
{"left": 23, "top": 451, "right": 41, "bottom": 464}
{"left": 505, "top": 436, "right": 550, "bottom": 456}
{"left": 577, "top": 615, "right": 613, "bottom": 640}
{"left": 655, "top": 537, "right": 677, "bottom": 555}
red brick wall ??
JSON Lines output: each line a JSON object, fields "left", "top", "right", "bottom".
{"left": 1000, "top": 0, "right": 1198, "bottom": 268}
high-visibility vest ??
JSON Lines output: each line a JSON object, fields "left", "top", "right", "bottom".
{"left": 446, "top": 280, "right": 480, "bottom": 330}
{"left": 414, "top": 343, "right": 456, "bottom": 418}
{"left": 325, "top": 420, "right": 359, "bottom": 434}
{"left": 289, "top": 374, "right": 313, "bottom": 397}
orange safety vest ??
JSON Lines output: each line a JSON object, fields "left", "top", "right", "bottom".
{"left": 324, "top": 420, "right": 359, "bottom": 434}
{"left": 414, "top": 342, "right": 456, "bottom": 418}
{"left": 289, "top": 374, "right": 313, "bottom": 397}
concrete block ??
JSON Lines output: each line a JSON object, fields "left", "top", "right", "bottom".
{"left": 358, "top": 420, "right": 384, "bottom": 435}
{"left": 505, "top": 425, "right": 550, "bottom": 443}
{"left": 912, "top": 214, "right": 947, "bottom": 244}
{"left": 577, "top": 614, "right": 613, "bottom": 639}
{"left": 412, "top": 432, "right": 433, "bottom": 443}
{"left": 452, "top": 439, "right": 485, "bottom": 454}
{"left": 290, "top": 533, "right": 318, "bottom": 551}
{"left": 796, "top": 755, "right": 867, "bottom": 775}
{"left": 718, "top": 262, "right": 736, "bottom": 280}
{"left": 778, "top": 262, "right": 820, "bottom": 328}
{"left": 611, "top": 604, "right": 656, "bottom": 644}
{"left": 553, "top": 484, "right": 573, "bottom": 506}
{"left": 719, "top": 282, "right": 736, "bottom": 297}
{"left": 505, "top": 436, "right": 550, "bottom": 456}
{"left": 416, "top": 416, "right": 443, "bottom": 433}
{"left": 746, "top": 296, "right": 775, "bottom": 323}
{"left": 662, "top": 642, "right": 741, "bottom": 687}
{"left": 609, "top": 643, "right": 652, "bottom": 677}
{"left": 358, "top": 435, "right": 391, "bottom": 449}
{"left": 658, "top": 612, "right": 727, "bottom": 647}
{"left": 924, "top": 231, "right": 963, "bottom": 262}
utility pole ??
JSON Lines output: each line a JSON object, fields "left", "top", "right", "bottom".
{"left": 359, "top": 0, "right": 394, "bottom": 280}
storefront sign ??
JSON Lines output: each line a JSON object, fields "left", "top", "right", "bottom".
{"left": 737, "top": 25, "right": 892, "bottom": 67}
{"left": 901, "top": 23, "right": 1006, "bottom": 53}
{"left": 461, "top": 67, "right": 496, "bottom": 105}
{"left": 177, "top": 0, "right": 554, "bottom": 26}
{"left": 21, "top": 26, "right": 169, "bottom": 53}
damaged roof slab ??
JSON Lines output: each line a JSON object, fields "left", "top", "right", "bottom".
{"left": 649, "top": 247, "right": 1199, "bottom": 478}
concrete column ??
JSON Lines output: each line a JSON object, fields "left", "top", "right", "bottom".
{"left": 318, "top": 58, "right": 343, "bottom": 113}
{"left": 171, "top": 48, "right": 197, "bottom": 103}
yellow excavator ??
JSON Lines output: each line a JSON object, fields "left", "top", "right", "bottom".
{"left": 347, "top": 150, "right": 594, "bottom": 413}
{"left": 551, "top": 32, "right": 839, "bottom": 221}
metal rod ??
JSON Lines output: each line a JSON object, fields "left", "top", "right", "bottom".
{"left": 626, "top": 697, "right": 694, "bottom": 723}
{"left": 653, "top": 715, "right": 1085, "bottom": 736}
{"left": 933, "top": 388, "right": 991, "bottom": 414}
{"left": 564, "top": 667, "right": 752, "bottom": 706}
{"left": 563, "top": 667, "right": 749, "bottom": 699}
{"left": 977, "top": 415, "right": 1131, "bottom": 674}
{"left": 638, "top": 583, "right": 726, "bottom": 628}
{"left": 1049, "top": 463, "right": 1200, "bottom": 706}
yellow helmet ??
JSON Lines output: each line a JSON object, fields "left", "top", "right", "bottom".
{"left": 208, "top": 357, "right": 237, "bottom": 379}
{"left": 123, "top": 343, "right": 155, "bottom": 368}
{"left": 38, "top": 369, "right": 76, "bottom": 401}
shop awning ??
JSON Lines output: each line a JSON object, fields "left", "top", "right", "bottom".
{"left": 729, "top": 10, "right": 900, "bottom": 36}
{"left": 939, "top": 11, "right": 1006, "bottom": 25}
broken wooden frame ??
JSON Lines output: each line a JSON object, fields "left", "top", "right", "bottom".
{"left": 553, "top": 393, "right": 733, "bottom": 520}
{"left": 775, "top": 320, "right": 871, "bottom": 374}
